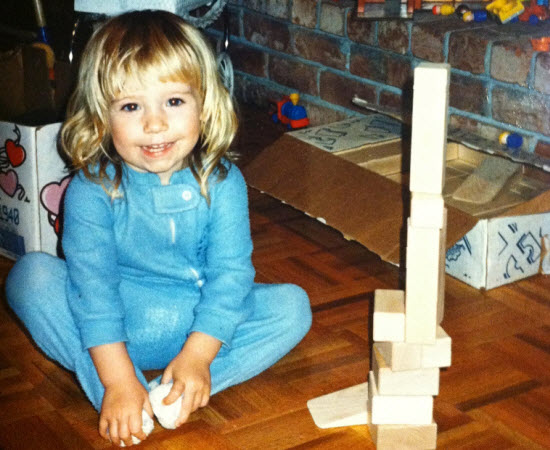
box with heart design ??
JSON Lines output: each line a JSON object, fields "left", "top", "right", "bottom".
{"left": 0, "top": 121, "right": 69, "bottom": 260}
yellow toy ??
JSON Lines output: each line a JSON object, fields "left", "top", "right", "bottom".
{"left": 486, "top": 0, "right": 525, "bottom": 23}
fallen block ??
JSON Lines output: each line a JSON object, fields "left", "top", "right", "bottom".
{"left": 371, "top": 346, "right": 440, "bottom": 396}
{"left": 307, "top": 382, "right": 368, "bottom": 429}
{"left": 375, "top": 326, "right": 452, "bottom": 371}
{"left": 373, "top": 289, "right": 405, "bottom": 342}
{"left": 368, "top": 371, "right": 434, "bottom": 425}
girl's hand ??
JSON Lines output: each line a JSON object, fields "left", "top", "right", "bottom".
{"left": 89, "top": 342, "right": 154, "bottom": 447}
{"left": 161, "top": 332, "right": 222, "bottom": 427}
{"left": 99, "top": 378, "right": 153, "bottom": 447}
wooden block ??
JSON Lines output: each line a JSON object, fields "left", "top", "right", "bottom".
{"left": 368, "top": 422, "right": 438, "bottom": 450}
{"left": 437, "top": 209, "right": 447, "bottom": 325}
{"left": 409, "top": 63, "right": 450, "bottom": 195}
{"left": 373, "top": 289, "right": 405, "bottom": 342}
{"left": 375, "top": 326, "right": 452, "bottom": 371}
{"left": 410, "top": 192, "right": 445, "bottom": 229}
{"left": 405, "top": 211, "right": 447, "bottom": 344}
{"left": 372, "top": 347, "right": 440, "bottom": 396}
{"left": 307, "top": 383, "right": 368, "bottom": 429}
{"left": 422, "top": 326, "right": 452, "bottom": 368}
{"left": 368, "top": 372, "right": 434, "bottom": 425}
{"left": 374, "top": 341, "right": 423, "bottom": 372}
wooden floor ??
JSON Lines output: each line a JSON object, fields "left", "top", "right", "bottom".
{"left": 2, "top": 109, "right": 550, "bottom": 448}
{"left": 1, "top": 188, "right": 550, "bottom": 449}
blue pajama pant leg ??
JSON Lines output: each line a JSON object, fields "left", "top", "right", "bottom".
{"left": 6, "top": 253, "right": 312, "bottom": 410}
{"left": 209, "top": 283, "right": 312, "bottom": 395}
{"left": 4, "top": 252, "right": 149, "bottom": 411}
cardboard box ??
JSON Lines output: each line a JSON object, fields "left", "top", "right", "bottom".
{"left": 242, "top": 133, "right": 550, "bottom": 290}
{"left": 0, "top": 122, "right": 69, "bottom": 259}
{"left": 0, "top": 45, "right": 72, "bottom": 260}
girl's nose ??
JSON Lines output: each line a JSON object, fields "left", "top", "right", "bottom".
{"left": 143, "top": 110, "right": 168, "bottom": 134}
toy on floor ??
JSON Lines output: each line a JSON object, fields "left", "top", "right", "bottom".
{"left": 432, "top": 4, "right": 455, "bottom": 15}
{"left": 518, "top": 0, "right": 550, "bottom": 23}
{"left": 271, "top": 93, "right": 310, "bottom": 130}
{"left": 532, "top": 36, "right": 550, "bottom": 51}
{"left": 486, "top": 0, "right": 525, "bottom": 23}
{"left": 499, "top": 132, "right": 523, "bottom": 149}
{"left": 463, "top": 9, "right": 489, "bottom": 22}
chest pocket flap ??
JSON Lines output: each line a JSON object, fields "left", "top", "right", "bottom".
{"left": 152, "top": 184, "right": 200, "bottom": 214}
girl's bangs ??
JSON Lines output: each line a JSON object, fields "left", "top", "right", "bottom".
{"left": 104, "top": 41, "right": 201, "bottom": 101}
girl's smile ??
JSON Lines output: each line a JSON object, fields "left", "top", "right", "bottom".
{"left": 109, "top": 80, "right": 202, "bottom": 185}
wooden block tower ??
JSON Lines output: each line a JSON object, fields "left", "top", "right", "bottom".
{"left": 368, "top": 62, "right": 451, "bottom": 449}
{"left": 308, "top": 63, "right": 453, "bottom": 449}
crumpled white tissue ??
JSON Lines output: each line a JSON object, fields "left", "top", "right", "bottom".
{"left": 119, "top": 410, "right": 154, "bottom": 447}
{"left": 149, "top": 382, "right": 183, "bottom": 430}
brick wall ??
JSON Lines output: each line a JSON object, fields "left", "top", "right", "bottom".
{"left": 206, "top": 0, "right": 550, "bottom": 162}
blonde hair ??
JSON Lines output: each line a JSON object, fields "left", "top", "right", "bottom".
{"left": 60, "top": 9, "right": 238, "bottom": 200}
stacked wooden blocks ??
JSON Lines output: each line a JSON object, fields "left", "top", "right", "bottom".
{"left": 307, "top": 63, "right": 452, "bottom": 449}
{"left": 368, "top": 63, "right": 452, "bottom": 449}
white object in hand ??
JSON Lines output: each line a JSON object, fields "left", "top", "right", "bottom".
{"left": 120, "top": 410, "right": 154, "bottom": 446}
{"left": 149, "top": 382, "right": 183, "bottom": 429}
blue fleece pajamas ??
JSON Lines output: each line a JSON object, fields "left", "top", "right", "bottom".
{"left": 5, "top": 162, "right": 312, "bottom": 411}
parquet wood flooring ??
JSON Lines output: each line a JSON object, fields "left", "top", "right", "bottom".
{"left": 2, "top": 107, "right": 550, "bottom": 448}
{"left": 1, "top": 189, "right": 550, "bottom": 449}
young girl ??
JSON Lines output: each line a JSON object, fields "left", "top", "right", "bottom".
{"left": 5, "top": 10, "right": 311, "bottom": 447}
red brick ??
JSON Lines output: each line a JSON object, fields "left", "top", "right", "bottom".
{"left": 233, "top": 73, "right": 281, "bottom": 108}
{"left": 448, "top": 28, "right": 500, "bottom": 75}
{"left": 347, "top": 10, "right": 375, "bottom": 45}
{"left": 229, "top": 43, "right": 268, "bottom": 78}
{"left": 534, "top": 52, "right": 550, "bottom": 95}
{"left": 291, "top": 0, "right": 318, "bottom": 28}
{"left": 492, "top": 86, "right": 550, "bottom": 135}
{"left": 378, "top": 20, "right": 409, "bottom": 55}
{"left": 379, "top": 90, "right": 404, "bottom": 115}
{"left": 490, "top": 40, "right": 534, "bottom": 87}
{"left": 293, "top": 29, "right": 346, "bottom": 70}
{"left": 449, "top": 73, "right": 488, "bottom": 116}
{"left": 243, "top": 12, "right": 291, "bottom": 53}
{"left": 449, "top": 115, "right": 502, "bottom": 141}
{"left": 411, "top": 18, "right": 470, "bottom": 63}
{"left": 269, "top": 56, "right": 319, "bottom": 96}
{"left": 535, "top": 140, "right": 550, "bottom": 160}
{"left": 242, "top": 0, "right": 263, "bottom": 12}
{"left": 319, "top": 71, "right": 376, "bottom": 111}
{"left": 320, "top": 0, "right": 351, "bottom": 36}
{"left": 265, "top": 0, "right": 290, "bottom": 19}
{"left": 350, "top": 46, "right": 411, "bottom": 89}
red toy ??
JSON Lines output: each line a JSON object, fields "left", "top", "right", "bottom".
{"left": 271, "top": 93, "right": 310, "bottom": 130}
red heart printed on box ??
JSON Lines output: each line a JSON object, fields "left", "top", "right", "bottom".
{"left": 0, "top": 170, "right": 18, "bottom": 197}
{"left": 5, "top": 139, "right": 26, "bottom": 167}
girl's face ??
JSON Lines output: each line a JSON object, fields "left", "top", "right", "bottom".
{"left": 109, "top": 79, "right": 202, "bottom": 185}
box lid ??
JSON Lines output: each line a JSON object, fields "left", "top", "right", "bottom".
{"left": 243, "top": 134, "right": 478, "bottom": 266}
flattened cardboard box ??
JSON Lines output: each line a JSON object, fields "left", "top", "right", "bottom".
{"left": 242, "top": 133, "right": 550, "bottom": 290}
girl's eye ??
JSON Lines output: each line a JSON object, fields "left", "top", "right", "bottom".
{"left": 168, "top": 97, "right": 184, "bottom": 107}
{"left": 121, "top": 103, "right": 139, "bottom": 112}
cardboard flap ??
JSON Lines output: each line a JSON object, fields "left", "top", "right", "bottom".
{"left": 243, "top": 134, "right": 478, "bottom": 265}
{"left": 503, "top": 188, "right": 550, "bottom": 218}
